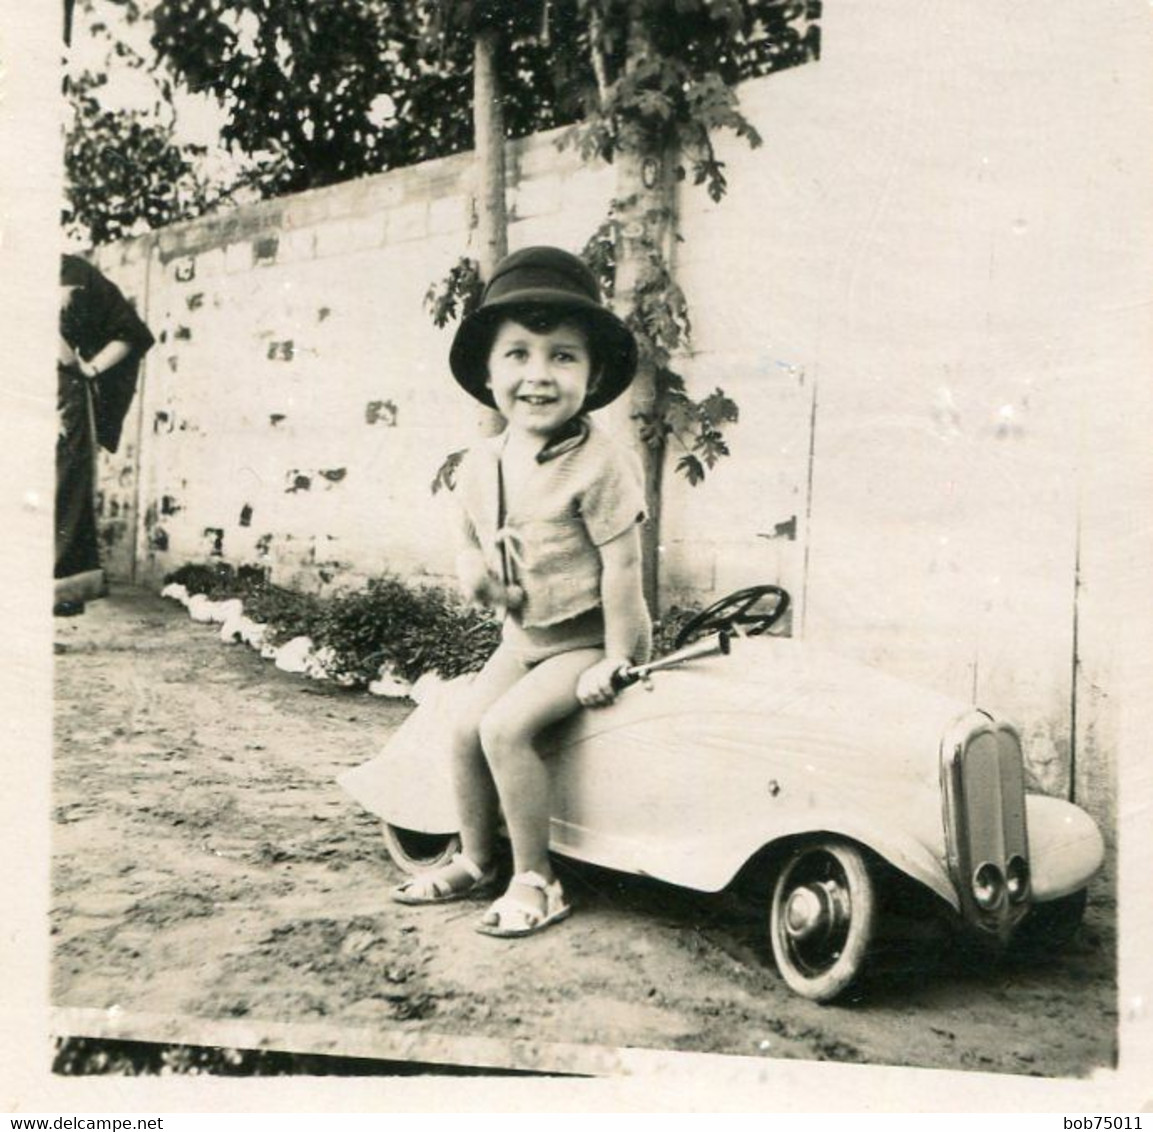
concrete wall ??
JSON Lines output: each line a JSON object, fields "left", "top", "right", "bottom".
{"left": 92, "top": 1, "right": 1149, "bottom": 825}
{"left": 94, "top": 140, "right": 617, "bottom": 595}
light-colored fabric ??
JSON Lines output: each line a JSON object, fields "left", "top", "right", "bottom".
{"left": 498, "top": 606, "right": 605, "bottom": 666}
{"left": 455, "top": 417, "right": 645, "bottom": 628}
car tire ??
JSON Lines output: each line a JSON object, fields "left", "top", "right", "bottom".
{"left": 1010, "top": 888, "right": 1088, "bottom": 954}
{"left": 769, "top": 840, "right": 877, "bottom": 1003}
{"left": 382, "top": 824, "right": 462, "bottom": 875}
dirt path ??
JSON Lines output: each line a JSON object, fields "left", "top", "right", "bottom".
{"left": 51, "top": 586, "right": 1117, "bottom": 1077}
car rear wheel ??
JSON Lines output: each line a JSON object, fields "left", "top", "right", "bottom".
{"left": 382, "top": 824, "right": 461, "bottom": 875}
{"left": 769, "top": 840, "right": 877, "bottom": 1003}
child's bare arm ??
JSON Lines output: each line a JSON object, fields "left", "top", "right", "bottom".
{"left": 577, "top": 525, "right": 651, "bottom": 707}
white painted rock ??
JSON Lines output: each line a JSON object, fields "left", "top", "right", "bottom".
{"left": 308, "top": 646, "right": 359, "bottom": 686}
{"left": 303, "top": 646, "right": 331, "bottom": 681}
{"left": 239, "top": 617, "right": 266, "bottom": 649}
{"left": 218, "top": 608, "right": 246, "bottom": 643}
{"left": 187, "top": 594, "right": 216, "bottom": 623}
{"left": 368, "top": 664, "right": 413, "bottom": 699}
{"left": 211, "top": 598, "right": 243, "bottom": 625}
{"left": 273, "top": 635, "right": 314, "bottom": 673}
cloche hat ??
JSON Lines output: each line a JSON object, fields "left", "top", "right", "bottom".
{"left": 449, "top": 245, "right": 638, "bottom": 413}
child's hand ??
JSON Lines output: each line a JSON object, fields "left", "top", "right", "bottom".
{"left": 478, "top": 576, "right": 524, "bottom": 615}
{"left": 461, "top": 559, "right": 523, "bottom": 615}
{"left": 576, "top": 657, "right": 630, "bottom": 708}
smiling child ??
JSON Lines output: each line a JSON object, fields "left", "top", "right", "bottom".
{"left": 392, "top": 246, "right": 652, "bottom": 937}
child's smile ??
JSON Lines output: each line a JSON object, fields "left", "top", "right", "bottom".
{"left": 486, "top": 319, "right": 595, "bottom": 438}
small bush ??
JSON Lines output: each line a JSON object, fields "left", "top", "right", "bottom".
{"left": 652, "top": 604, "right": 704, "bottom": 657}
{"left": 315, "top": 577, "right": 500, "bottom": 685}
{"left": 163, "top": 562, "right": 695, "bottom": 687}
{"left": 387, "top": 589, "right": 501, "bottom": 681}
{"left": 164, "top": 562, "right": 269, "bottom": 599}
{"left": 241, "top": 582, "right": 326, "bottom": 646}
{"left": 163, "top": 564, "right": 499, "bottom": 687}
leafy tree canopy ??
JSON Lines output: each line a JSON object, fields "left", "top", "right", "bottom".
{"left": 145, "top": 0, "right": 819, "bottom": 198}
{"left": 66, "top": 0, "right": 818, "bottom": 238}
{"left": 63, "top": 0, "right": 271, "bottom": 244}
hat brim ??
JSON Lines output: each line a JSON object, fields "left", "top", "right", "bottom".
{"left": 449, "top": 294, "right": 638, "bottom": 413}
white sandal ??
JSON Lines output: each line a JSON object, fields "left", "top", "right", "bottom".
{"left": 476, "top": 870, "right": 572, "bottom": 938}
{"left": 392, "top": 852, "right": 498, "bottom": 905}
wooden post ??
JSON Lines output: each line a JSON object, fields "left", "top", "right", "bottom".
{"left": 607, "top": 12, "right": 679, "bottom": 614}
{"left": 471, "top": 25, "right": 507, "bottom": 439}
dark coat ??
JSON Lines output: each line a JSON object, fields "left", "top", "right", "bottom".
{"left": 60, "top": 254, "right": 155, "bottom": 453}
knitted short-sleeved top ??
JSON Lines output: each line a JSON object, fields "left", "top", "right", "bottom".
{"left": 455, "top": 417, "right": 645, "bottom": 628}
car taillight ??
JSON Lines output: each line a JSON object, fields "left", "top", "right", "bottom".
{"left": 1005, "top": 854, "right": 1030, "bottom": 902}
{"left": 972, "top": 862, "right": 1005, "bottom": 909}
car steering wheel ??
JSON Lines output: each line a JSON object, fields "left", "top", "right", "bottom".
{"left": 673, "top": 585, "right": 791, "bottom": 649}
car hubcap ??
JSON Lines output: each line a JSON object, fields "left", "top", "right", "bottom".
{"left": 784, "top": 880, "right": 847, "bottom": 944}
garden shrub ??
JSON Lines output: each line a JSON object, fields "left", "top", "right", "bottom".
{"left": 312, "top": 576, "right": 497, "bottom": 685}
{"left": 163, "top": 564, "right": 499, "bottom": 686}
{"left": 164, "top": 562, "right": 269, "bottom": 599}
{"left": 164, "top": 562, "right": 694, "bottom": 689}
{"left": 241, "top": 582, "right": 327, "bottom": 646}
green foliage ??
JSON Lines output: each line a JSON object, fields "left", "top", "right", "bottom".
{"left": 75, "top": 1, "right": 817, "bottom": 230}
{"left": 63, "top": 1, "right": 274, "bottom": 245}
{"left": 581, "top": 203, "right": 739, "bottom": 484}
{"left": 163, "top": 561, "right": 268, "bottom": 598}
{"left": 164, "top": 557, "right": 695, "bottom": 685}
{"left": 314, "top": 576, "right": 499, "bottom": 684}
{"left": 424, "top": 256, "right": 484, "bottom": 329}
{"left": 146, "top": 0, "right": 635, "bottom": 197}
{"left": 163, "top": 563, "right": 500, "bottom": 686}
{"left": 239, "top": 585, "right": 327, "bottom": 647}
{"left": 431, "top": 448, "right": 467, "bottom": 495}
{"left": 63, "top": 70, "right": 216, "bottom": 244}
{"left": 560, "top": 0, "right": 818, "bottom": 202}
{"left": 651, "top": 602, "right": 705, "bottom": 656}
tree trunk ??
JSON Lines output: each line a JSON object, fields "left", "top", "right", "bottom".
{"left": 610, "top": 144, "right": 677, "bottom": 616}
{"left": 606, "top": 12, "right": 679, "bottom": 616}
{"left": 471, "top": 26, "right": 508, "bottom": 438}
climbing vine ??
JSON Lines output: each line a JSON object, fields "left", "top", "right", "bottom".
{"left": 425, "top": 3, "right": 818, "bottom": 494}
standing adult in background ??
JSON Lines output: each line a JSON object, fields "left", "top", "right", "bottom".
{"left": 56, "top": 253, "right": 154, "bottom": 616}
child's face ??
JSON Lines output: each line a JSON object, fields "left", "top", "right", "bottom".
{"left": 485, "top": 317, "right": 596, "bottom": 439}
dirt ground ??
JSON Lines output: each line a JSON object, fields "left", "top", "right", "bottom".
{"left": 50, "top": 585, "right": 1118, "bottom": 1078}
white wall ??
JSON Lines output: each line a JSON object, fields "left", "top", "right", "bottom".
{"left": 92, "top": 0, "right": 1150, "bottom": 822}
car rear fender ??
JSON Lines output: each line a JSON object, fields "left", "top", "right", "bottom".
{"left": 337, "top": 677, "right": 462, "bottom": 832}
{"left": 1025, "top": 793, "right": 1106, "bottom": 900}
{"left": 618, "top": 809, "right": 960, "bottom": 910}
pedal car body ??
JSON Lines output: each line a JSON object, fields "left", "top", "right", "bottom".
{"left": 340, "top": 586, "right": 1105, "bottom": 1002}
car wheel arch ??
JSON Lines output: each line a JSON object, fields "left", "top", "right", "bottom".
{"left": 730, "top": 822, "right": 959, "bottom": 914}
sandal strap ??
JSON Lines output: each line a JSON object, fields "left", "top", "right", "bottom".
{"left": 396, "top": 853, "right": 491, "bottom": 900}
{"left": 510, "top": 869, "right": 551, "bottom": 892}
{"left": 452, "top": 852, "right": 486, "bottom": 883}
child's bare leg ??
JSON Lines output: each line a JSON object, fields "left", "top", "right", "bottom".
{"left": 479, "top": 647, "right": 603, "bottom": 879}
{"left": 393, "top": 646, "right": 527, "bottom": 904}
{"left": 449, "top": 645, "right": 526, "bottom": 869}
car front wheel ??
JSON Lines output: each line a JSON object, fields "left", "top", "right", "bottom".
{"left": 769, "top": 840, "right": 877, "bottom": 1003}
{"left": 1010, "top": 888, "right": 1088, "bottom": 955}
{"left": 382, "top": 824, "right": 461, "bottom": 875}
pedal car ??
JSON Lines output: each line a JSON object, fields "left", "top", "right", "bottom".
{"left": 339, "top": 585, "right": 1106, "bottom": 1003}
